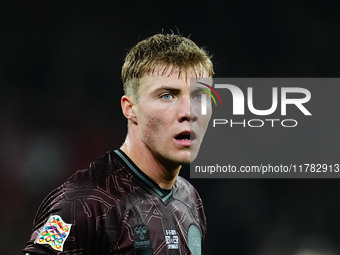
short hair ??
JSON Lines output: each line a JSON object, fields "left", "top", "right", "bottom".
{"left": 121, "top": 33, "right": 214, "bottom": 100}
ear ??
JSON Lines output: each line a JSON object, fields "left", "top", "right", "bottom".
{"left": 121, "top": 95, "right": 137, "bottom": 124}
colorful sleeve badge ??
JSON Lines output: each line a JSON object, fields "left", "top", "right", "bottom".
{"left": 34, "top": 215, "right": 72, "bottom": 252}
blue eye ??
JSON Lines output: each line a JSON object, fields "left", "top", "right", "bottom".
{"left": 162, "top": 94, "right": 172, "bottom": 100}
{"left": 193, "top": 94, "right": 202, "bottom": 100}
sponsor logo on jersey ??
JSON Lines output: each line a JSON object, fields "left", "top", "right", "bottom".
{"left": 34, "top": 215, "right": 72, "bottom": 251}
{"left": 133, "top": 224, "right": 152, "bottom": 248}
{"left": 165, "top": 229, "right": 179, "bottom": 249}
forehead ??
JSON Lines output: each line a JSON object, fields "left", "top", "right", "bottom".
{"left": 139, "top": 66, "right": 210, "bottom": 91}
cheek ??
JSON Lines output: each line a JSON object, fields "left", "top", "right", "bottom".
{"left": 200, "top": 111, "right": 212, "bottom": 127}
{"left": 142, "top": 116, "right": 163, "bottom": 141}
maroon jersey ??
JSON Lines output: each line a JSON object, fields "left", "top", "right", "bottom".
{"left": 23, "top": 149, "right": 207, "bottom": 255}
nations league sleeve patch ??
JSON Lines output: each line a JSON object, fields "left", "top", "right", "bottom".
{"left": 34, "top": 215, "right": 72, "bottom": 251}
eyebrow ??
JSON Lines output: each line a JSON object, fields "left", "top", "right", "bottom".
{"left": 152, "top": 86, "right": 181, "bottom": 94}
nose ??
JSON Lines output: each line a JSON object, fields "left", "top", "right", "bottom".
{"left": 178, "top": 96, "right": 198, "bottom": 123}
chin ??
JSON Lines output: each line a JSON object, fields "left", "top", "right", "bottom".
{"left": 179, "top": 152, "right": 197, "bottom": 165}
{"left": 189, "top": 148, "right": 200, "bottom": 163}
{"left": 167, "top": 151, "right": 191, "bottom": 166}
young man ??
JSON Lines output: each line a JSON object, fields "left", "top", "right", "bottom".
{"left": 23, "top": 33, "right": 213, "bottom": 255}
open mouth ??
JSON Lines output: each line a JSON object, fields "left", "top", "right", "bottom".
{"left": 174, "top": 131, "right": 196, "bottom": 141}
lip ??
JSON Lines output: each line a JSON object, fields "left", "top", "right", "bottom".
{"left": 174, "top": 130, "right": 197, "bottom": 147}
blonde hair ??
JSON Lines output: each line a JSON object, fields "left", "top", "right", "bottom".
{"left": 121, "top": 33, "right": 214, "bottom": 100}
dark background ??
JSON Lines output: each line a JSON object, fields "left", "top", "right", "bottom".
{"left": 1, "top": 1, "right": 340, "bottom": 254}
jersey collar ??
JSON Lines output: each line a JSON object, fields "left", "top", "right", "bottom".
{"left": 114, "top": 149, "right": 173, "bottom": 204}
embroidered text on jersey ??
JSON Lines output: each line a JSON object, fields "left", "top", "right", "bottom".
{"left": 165, "top": 229, "right": 179, "bottom": 249}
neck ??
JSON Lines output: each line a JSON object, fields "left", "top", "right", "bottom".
{"left": 120, "top": 133, "right": 181, "bottom": 190}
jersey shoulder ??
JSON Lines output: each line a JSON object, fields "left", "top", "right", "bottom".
{"left": 23, "top": 151, "right": 141, "bottom": 254}
{"left": 174, "top": 176, "right": 204, "bottom": 209}
{"left": 35, "top": 150, "right": 134, "bottom": 217}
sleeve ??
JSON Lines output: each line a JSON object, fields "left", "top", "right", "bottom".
{"left": 22, "top": 185, "right": 111, "bottom": 255}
